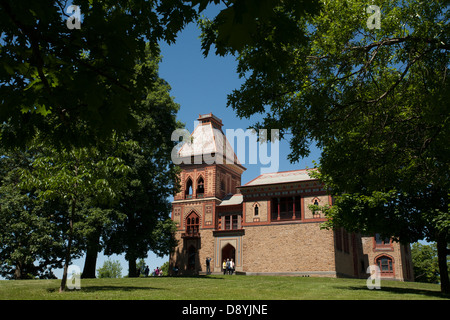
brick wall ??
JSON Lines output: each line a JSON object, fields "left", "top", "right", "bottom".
{"left": 241, "top": 222, "right": 336, "bottom": 274}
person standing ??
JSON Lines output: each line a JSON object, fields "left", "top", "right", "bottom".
{"left": 222, "top": 259, "right": 227, "bottom": 275}
{"left": 206, "top": 257, "right": 212, "bottom": 275}
{"left": 229, "top": 259, "right": 235, "bottom": 275}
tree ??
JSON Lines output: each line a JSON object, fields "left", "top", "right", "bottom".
{"left": 0, "top": 147, "right": 66, "bottom": 279}
{"left": 97, "top": 259, "right": 122, "bottom": 279}
{"left": 103, "top": 57, "right": 181, "bottom": 277}
{"left": 0, "top": 0, "right": 198, "bottom": 148}
{"left": 411, "top": 242, "right": 441, "bottom": 284}
{"left": 201, "top": 0, "right": 450, "bottom": 292}
{"left": 20, "top": 138, "right": 130, "bottom": 292}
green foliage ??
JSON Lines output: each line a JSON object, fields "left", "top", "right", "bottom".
{"left": 198, "top": 0, "right": 321, "bottom": 56}
{"left": 411, "top": 242, "right": 441, "bottom": 284}
{"left": 103, "top": 58, "right": 181, "bottom": 276}
{"left": 0, "top": 0, "right": 197, "bottom": 148}
{"left": 97, "top": 259, "right": 122, "bottom": 279}
{"left": 0, "top": 276, "right": 448, "bottom": 300}
{"left": 160, "top": 261, "right": 170, "bottom": 276}
{"left": 202, "top": 0, "right": 449, "bottom": 292}
{"left": 0, "top": 147, "right": 68, "bottom": 279}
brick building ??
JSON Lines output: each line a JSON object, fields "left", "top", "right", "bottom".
{"left": 169, "top": 114, "right": 414, "bottom": 281}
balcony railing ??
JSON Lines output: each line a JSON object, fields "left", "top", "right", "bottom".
{"left": 181, "top": 230, "right": 200, "bottom": 238}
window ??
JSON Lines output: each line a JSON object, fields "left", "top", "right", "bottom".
{"left": 375, "top": 234, "right": 392, "bottom": 248}
{"left": 196, "top": 177, "right": 204, "bottom": 198}
{"left": 232, "top": 215, "right": 238, "bottom": 230}
{"left": 376, "top": 256, "right": 394, "bottom": 275}
{"left": 185, "top": 212, "right": 199, "bottom": 236}
{"left": 185, "top": 178, "right": 193, "bottom": 199}
{"left": 254, "top": 204, "right": 259, "bottom": 216}
{"left": 221, "top": 214, "right": 241, "bottom": 230}
{"left": 271, "top": 196, "right": 301, "bottom": 221}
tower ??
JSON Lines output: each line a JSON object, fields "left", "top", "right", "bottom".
{"left": 170, "top": 113, "right": 245, "bottom": 273}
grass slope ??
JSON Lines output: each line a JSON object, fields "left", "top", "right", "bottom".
{"left": 0, "top": 275, "right": 448, "bottom": 300}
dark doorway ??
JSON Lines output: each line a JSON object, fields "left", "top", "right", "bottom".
{"left": 188, "top": 245, "right": 197, "bottom": 270}
{"left": 222, "top": 243, "right": 235, "bottom": 262}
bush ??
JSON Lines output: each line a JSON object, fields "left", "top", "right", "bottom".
{"left": 97, "top": 259, "right": 122, "bottom": 278}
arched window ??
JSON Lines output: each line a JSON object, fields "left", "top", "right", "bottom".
{"left": 196, "top": 177, "right": 204, "bottom": 197}
{"left": 254, "top": 204, "right": 259, "bottom": 216}
{"left": 185, "top": 178, "right": 193, "bottom": 199}
{"left": 185, "top": 212, "right": 199, "bottom": 236}
{"left": 376, "top": 255, "right": 394, "bottom": 275}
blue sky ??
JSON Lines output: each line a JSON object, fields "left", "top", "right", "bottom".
{"left": 54, "top": 6, "right": 322, "bottom": 279}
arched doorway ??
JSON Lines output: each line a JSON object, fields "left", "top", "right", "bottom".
{"left": 222, "top": 243, "right": 235, "bottom": 263}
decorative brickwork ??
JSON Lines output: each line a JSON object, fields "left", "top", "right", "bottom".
{"left": 169, "top": 114, "right": 414, "bottom": 281}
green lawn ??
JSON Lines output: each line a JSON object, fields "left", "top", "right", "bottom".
{"left": 0, "top": 275, "right": 448, "bottom": 300}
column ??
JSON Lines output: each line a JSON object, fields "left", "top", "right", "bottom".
{"left": 277, "top": 198, "right": 280, "bottom": 220}
{"left": 292, "top": 196, "right": 296, "bottom": 219}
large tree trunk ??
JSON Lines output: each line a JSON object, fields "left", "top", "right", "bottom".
{"left": 128, "top": 258, "right": 137, "bottom": 278}
{"left": 60, "top": 199, "right": 75, "bottom": 293}
{"left": 436, "top": 234, "right": 450, "bottom": 294}
{"left": 82, "top": 234, "right": 100, "bottom": 278}
{"left": 14, "top": 261, "right": 22, "bottom": 280}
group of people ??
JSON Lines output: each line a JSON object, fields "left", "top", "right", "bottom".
{"left": 205, "top": 257, "right": 235, "bottom": 275}
{"left": 139, "top": 265, "right": 163, "bottom": 277}
{"left": 222, "top": 258, "right": 235, "bottom": 275}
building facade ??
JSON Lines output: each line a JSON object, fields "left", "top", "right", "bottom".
{"left": 169, "top": 113, "right": 414, "bottom": 281}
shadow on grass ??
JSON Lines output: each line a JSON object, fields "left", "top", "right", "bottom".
{"left": 342, "top": 284, "right": 449, "bottom": 299}
{"left": 47, "top": 285, "right": 166, "bottom": 293}
{"left": 169, "top": 275, "right": 225, "bottom": 280}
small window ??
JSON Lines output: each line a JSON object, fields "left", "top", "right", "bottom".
{"left": 186, "top": 212, "right": 199, "bottom": 235}
{"left": 375, "top": 233, "right": 391, "bottom": 246}
{"left": 313, "top": 199, "right": 319, "bottom": 206}
{"left": 254, "top": 205, "right": 259, "bottom": 216}
{"left": 376, "top": 256, "right": 394, "bottom": 274}
{"left": 197, "top": 177, "right": 204, "bottom": 197}
{"left": 185, "top": 178, "right": 193, "bottom": 199}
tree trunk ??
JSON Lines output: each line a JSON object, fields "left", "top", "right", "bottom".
{"left": 436, "top": 234, "right": 450, "bottom": 294}
{"left": 14, "top": 261, "right": 22, "bottom": 280}
{"left": 59, "top": 199, "right": 75, "bottom": 293}
{"left": 82, "top": 234, "right": 100, "bottom": 278}
{"left": 128, "top": 258, "right": 137, "bottom": 278}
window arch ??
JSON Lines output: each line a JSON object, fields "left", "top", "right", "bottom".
{"left": 312, "top": 197, "right": 320, "bottom": 206}
{"left": 253, "top": 203, "right": 259, "bottom": 216}
{"left": 185, "top": 212, "right": 199, "bottom": 236}
{"left": 196, "top": 176, "right": 204, "bottom": 197}
{"left": 376, "top": 255, "right": 394, "bottom": 276}
{"left": 185, "top": 178, "right": 193, "bottom": 199}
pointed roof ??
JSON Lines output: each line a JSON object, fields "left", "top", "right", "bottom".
{"left": 177, "top": 113, "right": 246, "bottom": 172}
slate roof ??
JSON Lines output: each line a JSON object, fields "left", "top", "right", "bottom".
{"left": 242, "top": 169, "right": 316, "bottom": 187}
{"left": 178, "top": 115, "right": 242, "bottom": 166}
{"left": 218, "top": 194, "right": 243, "bottom": 206}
